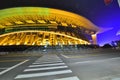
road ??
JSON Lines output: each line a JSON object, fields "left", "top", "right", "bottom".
{"left": 0, "top": 48, "right": 120, "bottom": 80}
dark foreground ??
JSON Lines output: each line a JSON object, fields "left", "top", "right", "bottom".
{"left": 0, "top": 48, "right": 120, "bottom": 80}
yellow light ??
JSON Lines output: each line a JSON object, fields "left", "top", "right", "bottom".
{"left": 91, "top": 34, "right": 97, "bottom": 44}
{"left": 3, "top": 43, "right": 7, "bottom": 46}
{"left": 61, "top": 22, "right": 68, "bottom": 26}
{"left": 26, "top": 20, "right": 35, "bottom": 24}
{"left": 0, "top": 30, "right": 89, "bottom": 46}
{"left": 32, "top": 42, "right": 35, "bottom": 45}
{"left": 0, "top": 25, "right": 5, "bottom": 28}
{"left": 24, "top": 42, "right": 27, "bottom": 45}
{"left": 9, "top": 43, "right": 13, "bottom": 45}
{"left": 49, "top": 21, "right": 57, "bottom": 24}
{"left": 17, "top": 42, "right": 20, "bottom": 45}
{"left": 15, "top": 21, "right": 24, "bottom": 24}
{"left": 37, "top": 20, "right": 46, "bottom": 23}
{"left": 72, "top": 25, "right": 76, "bottom": 28}
{"left": 5, "top": 22, "right": 13, "bottom": 26}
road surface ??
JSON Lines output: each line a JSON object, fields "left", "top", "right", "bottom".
{"left": 0, "top": 49, "right": 120, "bottom": 80}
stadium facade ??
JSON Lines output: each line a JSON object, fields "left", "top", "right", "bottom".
{"left": 0, "top": 7, "right": 100, "bottom": 46}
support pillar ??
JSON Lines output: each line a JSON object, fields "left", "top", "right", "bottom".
{"left": 91, "top": 34, "right": 97, "bottom": 45}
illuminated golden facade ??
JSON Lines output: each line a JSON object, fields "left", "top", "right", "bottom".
{"left": 0, "top": 7, "right": 99, "bottom": 46}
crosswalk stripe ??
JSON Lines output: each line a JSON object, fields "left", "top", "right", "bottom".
{"left": 29, "top": 63, "right": 65, "bottom": 67}
{"left": 33, "top": 61, "right": 63, "bottom": 64}
{"left": 36, "top": 57, "right": 60, "bottom": 61}
{"left": 54, "top": 76, "right": 80, "bottom": 80}
{"left": 15, "top": 69, "right": 72, "bottom": 79}
{"left": 35, "top": 59, "right": 62, "bottom": 62}
{"left": 24, "top": 66, "right": 68, "bottom": 72}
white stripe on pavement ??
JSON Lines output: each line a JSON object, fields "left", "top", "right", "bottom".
{"left": 61, "top": 54, "right": 69, "bottom": 58}
{"left": 33, "top": 61, "right": 63, "bottom": 64}
{"left": 0, "top": 60, "right": 29, "bottom": 75}
{"left": 36, "top": 58, "right": 62, "bottom": 60}
{"left": 24, "top": 66, "right": 68, "bottom": 72}
{"left": 54, "top": 76, "right": 80, "bottom": 80}
{"left": 29, "top": 63, "right": 65, "bottom": 67}
{"left": 0, "top": 68, "right": 8, "bottom": 69}
{"left": 15, "top": 69, "right": 72, "bottom": 79}
{"left": 35, "top": 59, "right": 62, "bottom": 63}
{"left": 72, "top": 57, "right": 120, "bottom": 65}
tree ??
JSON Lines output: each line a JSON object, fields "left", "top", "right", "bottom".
{"left": 102, "top": 44, "right": 112, "bottom": 48}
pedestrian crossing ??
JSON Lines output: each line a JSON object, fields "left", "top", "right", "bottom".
{"left": 24, "top": 65, "right": 68, "bottom": 72}
{"left": 14, "top": 54, "right": 80, "bottom": 80}
{"left": 29, "top": 63, "right": 65, "bottom": 67}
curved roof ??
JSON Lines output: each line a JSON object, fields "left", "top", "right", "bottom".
{"left": 0, "top": 7, "right": 99, "bottom": 32}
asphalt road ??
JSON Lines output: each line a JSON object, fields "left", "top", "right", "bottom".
{"left": 0, "top": 48, "right": 120, "bottom": 80}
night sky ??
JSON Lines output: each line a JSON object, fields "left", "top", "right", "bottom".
{"left": 1, "top": 0, "right": 120, "bottom": 46}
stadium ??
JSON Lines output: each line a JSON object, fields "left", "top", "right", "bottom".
{"left": 0, "top": 7, "right": 99, "bottom": 47}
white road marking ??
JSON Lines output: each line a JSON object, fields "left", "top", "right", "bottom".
{"left": 29, "top": 63, "right": 65, "bottom": 67}
{"left": 54, "top": 76, "right": 80, "bottom": 80}
{"left": 0, "top": 67, "right": 8, "bottom": 69}
{"left": 0, "top": 59, "right": 29, "bottom": 75}
{"left": 24, "top": 66, "right": 68, "bottom": 72}
{"left": 61, "top": 54, "right": 69, "bottom": 58}
{"left": 33, "top": 61, "right": 63, "bottom": 64}
{"left": 38, "top": 58, "right": 61, "bottom": 60}
{"left": 72, "top": 57, "right": 120, "bottom": 65}
{"left": 15, "top": 69, "right": 72, "bottom": 79}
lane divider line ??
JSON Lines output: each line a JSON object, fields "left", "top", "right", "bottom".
{"left": 0, "top": 59, "right": 29, "bottom": 75}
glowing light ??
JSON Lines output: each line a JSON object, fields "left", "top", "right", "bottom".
{"left": 0, "top": 30, "right": 89, "bottom": 46}
{"left": 15, "top": 21, "right": 24, "bottom": 25}
{"left": 37, "top": 20, "right": 46, "bottom": 23}
{"left": 5, "top": 22, "right": 13, "bottom": 26}
{"left": 26, "top": 20, "right": 35, "bottom": 24}
{"left": 71, "top": 25, "right": 76, "bottom": 28}
{"left": 32, "top": 42, "right": 35, "bottom": 45}
{"left": 49, "top": 21, "right": 57, "bottom": 24}
{"left": 61, "top": 22, "right": 68, "bottom": 26}
{"left": 16, "top": 42, "right": 20, "bottom": 45}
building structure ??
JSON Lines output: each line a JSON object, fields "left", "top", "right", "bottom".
{"left": 0, "top": 7, "right": 100, "bottom": 46}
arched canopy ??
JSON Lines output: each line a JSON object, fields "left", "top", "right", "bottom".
{"left": 0, "top": 7, "right": 99, "bottom": 32}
